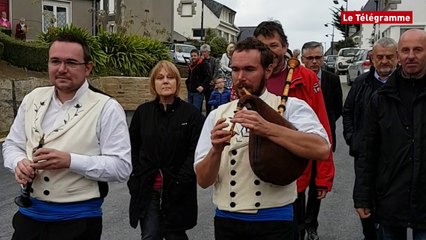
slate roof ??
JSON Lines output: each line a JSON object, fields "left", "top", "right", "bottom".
{"left": 202, "top": 0, "right": 236, "bottom": 18}
{"left": 237, "top": 26, "right": 256, "bottom": 41}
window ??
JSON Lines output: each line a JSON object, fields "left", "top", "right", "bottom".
{"left": 99, "top": 0, "right": 114, "bottom": 15}
{"left": 42, "top": 1, "right": 70, "bottom": 32}
{"left": 193, "top": 29, "right": 205, "bottom": 38}
{"left": 181, "top": 3, "right": 192, "bottom": 17}
{"left": 108, "top": 0, "right": 114, "bottom": 15}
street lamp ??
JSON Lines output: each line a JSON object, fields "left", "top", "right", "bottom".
{"left": 325, "top": 23, "right": 335, "bottom": 55}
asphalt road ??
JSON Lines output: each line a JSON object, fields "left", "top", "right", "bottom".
{"left": 0, "top": 79, "right": 373, "bottom": 240}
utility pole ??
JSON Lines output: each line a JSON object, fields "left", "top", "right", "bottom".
{"left": 200, "top": 0, "right": 204, "bottom": 41}
{"left": 325, "top": 23, "right": 335, "bottom": 55}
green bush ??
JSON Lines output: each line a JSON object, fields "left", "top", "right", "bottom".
{"left": 38, "top": 24, "right": 108, "bottom": 74}
{"left": 0, "top": 41, "right": 4, "bottom": 58}
{"left": 96, "top": 31, "right": 170, "bottom": 76}
{"left": 208, "top": 36, "right": 228, "bottom": 58}
{"left": 0, "top": 32, "right": 48, "bottom": 71}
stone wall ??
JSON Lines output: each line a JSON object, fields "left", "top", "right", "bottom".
{"left": 0, "top": 77, "right": 188, "bottom": 133}
{"left": 0, "top": 77, "right": 51, "bottom": 134}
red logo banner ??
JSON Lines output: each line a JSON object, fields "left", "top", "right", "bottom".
{"left": 340, "top": 11, "right": 413, "bottom": 24}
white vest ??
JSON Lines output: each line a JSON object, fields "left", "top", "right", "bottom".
{"left": 24, "top": 86, "right": 109, "bottom": 203}
{"left": 213, "top": 92, "right": 297, "bottom": 213}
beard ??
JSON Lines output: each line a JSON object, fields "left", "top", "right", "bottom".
{"left": 377, "top": 66, "right": 393, "bottom": 77}
{"left": 235, "top": 75, "right": 266, "bottom": 98}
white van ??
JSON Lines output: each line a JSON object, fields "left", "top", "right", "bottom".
{"left": 335, "top": 47, "right": 360, "bottom": 75}
{"left": 168, "top": 43, "right": 197, "bottom": 65}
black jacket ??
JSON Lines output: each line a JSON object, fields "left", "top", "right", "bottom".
{"left": 354, "top": 68, "right": 426, "bottom": 228}
{"left": 342, "top": 68, "right": 386, "bottom": 157}
{"left": 128, "top": 97, "right": 204, "bottom": 230}
{"left": 186, "top": 59, "right": 211, "bottom": 93}
{"left": 321, "top": 70, "right": 343, "bottom": 151}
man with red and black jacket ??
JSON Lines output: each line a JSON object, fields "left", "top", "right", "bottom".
{"left": 186, "top": 49, "right": 212, "bottom": 112}
{"left": 255, "top": 21, "right": 334, "bottom": 240}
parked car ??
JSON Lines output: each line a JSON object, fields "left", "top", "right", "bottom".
{"left": 324, "top": 55, "right": 337, "bottom": 73}
{"left": 346, "top": 49, "right": 372, "bottom": 85}
{"left": 335, "top": 47, "right": 360, "bottom": 75}
{"left": 168, "top": 43, "right": 197, "bottom": 65}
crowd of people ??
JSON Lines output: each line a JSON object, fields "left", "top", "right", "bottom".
{"left": 2, "top": 19, "right": 426, "bottom": 240}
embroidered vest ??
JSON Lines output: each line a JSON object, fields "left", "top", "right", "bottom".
{"left": 24, "top": 87, "right": 110, "bottom": 203}
{"left": 213, "top": 92, "right": 297, "bottom": 213}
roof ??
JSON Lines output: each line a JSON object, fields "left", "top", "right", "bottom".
{"left": 237, "top": 26, "right": 257, "bottom": 41}
{"left": 172, "top": 31, "right": 188, "bottom": 42}
{"left": 203, "top": 0, "right": 236, "bottom": 18}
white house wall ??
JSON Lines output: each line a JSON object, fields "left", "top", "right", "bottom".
{"left": 174, "top": 0, "right": 219, "bottom": 40}
{"left": 376, "top": 0, "right": 426, "bottom": 43}
{"left": 359, "top": 24, "right": 374, "bottom": 49}
{"left": 173, "top": 0, "right": 238, "bottom": 42}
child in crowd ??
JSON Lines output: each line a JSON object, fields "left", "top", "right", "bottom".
{"left": 208, "top": 77, "right": 231, "bottom": 110}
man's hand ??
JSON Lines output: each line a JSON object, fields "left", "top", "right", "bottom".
{"left": 356, "top": 208, "right": 372, "bottom": 219}
{"left": 15, "top": 159, "right": 36, "bottom": 185}
{"left": 210, "top": 118, "right": 232, "bottom": 153}
{"left": 196, "top": 86, "right": 204, "bottom": 93}
{"left": 231, "top": 109, "right": 270, "bottom": 137}
{"left": 31, "top": 148, "right": 71, "bottom": 170}
{"left": 317, "top": 189, "right": 328, "bottom": 199}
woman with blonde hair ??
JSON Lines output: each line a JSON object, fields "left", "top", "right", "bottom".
{"left": 128, "top": 60, "right": 204, "bottom": 240}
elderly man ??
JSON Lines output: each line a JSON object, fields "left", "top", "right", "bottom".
{"left": 343, "top": 37, "right": 398, "bottom": 240}
{"left": 3, "top": 33, "right": 132, "bottom": 240}
{"left": 353, "top": 29, "right": 426, "bottom": 240}
{"left": 194, "top": 37, "right": 330, "bottom": 240}
{"left": 200, "top": 44, "right": 218, "bottom": 115}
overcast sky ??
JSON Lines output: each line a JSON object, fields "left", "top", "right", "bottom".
{"left": 215, "top": 0, "right": 368, "bottom": 51}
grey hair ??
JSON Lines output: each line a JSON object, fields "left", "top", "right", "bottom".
{"left": 301, "top": 41, "right": 324, "bottom": 55}
{"left": 373, "top": 37, "right": 397, "bottom": 50}
{"left": 200, "top": 44, "right": 211, "bottom": 52}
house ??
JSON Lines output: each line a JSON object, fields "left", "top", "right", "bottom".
{"left": 100, "top": 0, "right": 174, "bottom": 42}
{"left": 375, "top": 0, "right": 426, "bottom": 41}
{"left": 356, "top": 0, "right": 425, "bottom": 48}
{"left": 357, "top": 0, "right": 378, "bottom": 49}
{"left": 2, "top": 0, "right": 238, "bottom": 44}
{"left": 173, "top": 0, "right": 239, "bottom": 43}
{"left": 3, "top": 0, "right": 99, "bottom": 40}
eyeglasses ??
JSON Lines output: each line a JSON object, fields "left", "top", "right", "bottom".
{"left": 302, "top": 56, "right": 323, "bottom": 61}
{"left": 49, "top": 59, "right": 87, "bottom": 68}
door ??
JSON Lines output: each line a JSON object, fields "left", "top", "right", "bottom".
{"left": 0, "top": 0, "right": 9, "bottom": 17}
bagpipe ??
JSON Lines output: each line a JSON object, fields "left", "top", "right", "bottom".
{"left": 228, "top": 58, "right": 309, "bottom": 186}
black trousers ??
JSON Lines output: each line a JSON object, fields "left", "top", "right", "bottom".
{"left": 360, "top": 211, "right": 377, "bottom": 240}
{"left": 294, "top": 163, "right": 321, "bottom": 240}
{"left": 204, "top": 88, "right": 213, "bottom": 115}
{"left": 140, "top": 190, "right": 188, "bottom": 240}
{"left": 214, "top": 216, "right": 293, "bottom": 240}
{"left": 305, "top": 163, "right": 321, "bottom": 232}
{"left": 11, "top": 211, "right": 102, "bottom": 240}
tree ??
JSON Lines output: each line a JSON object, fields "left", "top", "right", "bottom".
{"left": 204, "top": 28, "right": 227, "bottom": 57}
{"left": 330, "top": 6, "right": 360, "bottom": 48}
{"left": 334, "top": 38, "right": 357, "bottom": 51}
